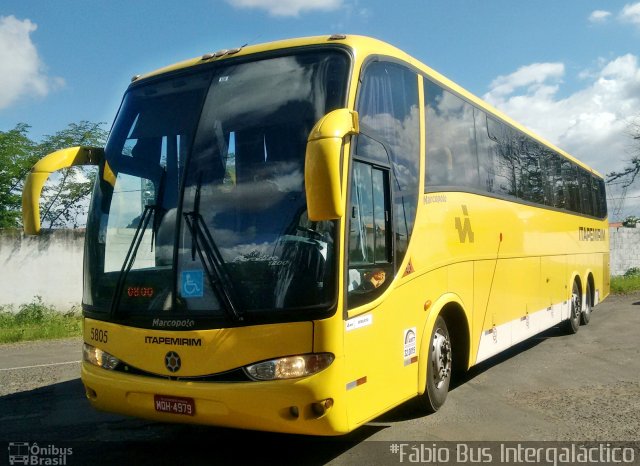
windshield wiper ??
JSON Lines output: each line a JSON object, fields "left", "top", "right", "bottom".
{"left": 183, "top": 176, "right": 244, "bottom": 322}
{"left": 110, "top": 203, "right": 156, "bottom": 317}
{"left": 109, "top": 169, "right": 166, "bottom": 317}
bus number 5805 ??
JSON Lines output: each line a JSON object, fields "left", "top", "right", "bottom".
{"left": 90, "top": 328, "right": 108, "bottom": 343}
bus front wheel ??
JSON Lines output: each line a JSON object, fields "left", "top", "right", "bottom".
{"left": 421, "top": 315, "right": 452, "bottom": 413}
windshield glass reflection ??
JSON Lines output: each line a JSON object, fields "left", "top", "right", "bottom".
{"left": 179, "top": 51, "right": 348, "bottom": 315}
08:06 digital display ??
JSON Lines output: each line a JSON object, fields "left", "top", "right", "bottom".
{"left": 127, "top": 287, "right": 154, "bottom": 297}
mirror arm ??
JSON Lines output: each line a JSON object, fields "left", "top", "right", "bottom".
{"left": 22, "top": 146, "right": 104, "bottom": 235}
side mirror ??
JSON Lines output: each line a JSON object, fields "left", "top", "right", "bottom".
{"left": 22, "top": 146, "right": 104, "bottom": 235}
{"left": 305, "top": 108, "right": 359, "bottom": 221}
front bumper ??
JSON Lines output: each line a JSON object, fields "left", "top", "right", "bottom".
{"left": 81, "top": 360, "right": 348, "bottom": 436}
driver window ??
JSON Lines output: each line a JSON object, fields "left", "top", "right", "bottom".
{"left": 348, "top": 160, "right": 392, "bottom": 308}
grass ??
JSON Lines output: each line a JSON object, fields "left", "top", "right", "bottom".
{"left": 611, "top": 274, "right": 640, "bottom": 295}
{"left": 0, "top": 296, "right": 82, "bottom": 344}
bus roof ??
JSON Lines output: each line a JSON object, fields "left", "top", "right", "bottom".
{"left": 132, "top": 34, "right": 603, "bottom": 179}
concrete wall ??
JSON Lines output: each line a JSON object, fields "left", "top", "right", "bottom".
{"left": 610, "top": 225, "right": 640, "bottom": 276}
{"left": 0, "top": 229, "right": 84, "bottom": 311}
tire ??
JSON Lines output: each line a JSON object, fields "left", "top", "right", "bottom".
{"left": 580, "top": 280, "right": 593, "bottom": 325}
{"left": 420, "top": 315, "right": 452, "bottom": 413}
{"left": 564, "top": 280, "right": 581, "bottom": 334}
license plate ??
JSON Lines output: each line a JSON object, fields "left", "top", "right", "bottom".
{"left": 154, "top": 395, "right": 195, "bottom": 416}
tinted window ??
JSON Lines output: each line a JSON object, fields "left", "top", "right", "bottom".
{"left": 578, "top": 168, "right": 594, "bottom": 216}
{"left": 424, "top": 79, "right": 479, "bottom": 190}
{"left": 358, "top": 62, "right": 420, "bottom": 269}
{"left": 348, "top": 160, "right": 392, "bottom": 307}
{"left": 179, "top": 52, "right": 348, "bottom": 313}
{"left": 349, "top": 162, "right": 390, "bottom": 266}
{"left": 562, "top": 161, "right": 580, "bottom": 213}
{"left": 593, "top": 178, "right": 607, "bottom": 218}
{"left": 487, "top": 117, "right": 520, "bottom": 197}
{"left": 421, "top": 78, "right": 607, "bottom": 219}
{"left": 475, "top": 111, "right": 497, "bottom": 193}
{"left": 518, "top": 138, "right": 544, "bottom": 204}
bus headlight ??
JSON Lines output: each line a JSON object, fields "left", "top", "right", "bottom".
{"left": 83, "top": 343, "right": 120, "bottom": 370}
{"left": 244, "top": 353, "right": 334, "bottom": 381}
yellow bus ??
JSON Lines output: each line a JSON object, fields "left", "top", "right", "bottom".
{"left": 22, "top": 34, "right": 610, "bottom": 436}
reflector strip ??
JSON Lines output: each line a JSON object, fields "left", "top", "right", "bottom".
{"left": 346, "top": 376, "right": 367, "bottom": 390}
{"left": 404, "top": 356, "right": 418, "bottom": 366}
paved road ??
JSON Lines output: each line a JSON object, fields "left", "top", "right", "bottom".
{"left": 1, "top": 292, "right": 639, "bottom": 465}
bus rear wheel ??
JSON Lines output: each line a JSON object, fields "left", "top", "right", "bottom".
{"left": 580, "top": 281, "right": 593, "bottom": 325}
{"left": 421, "top": 315, "right": 452, "bottom": 413}
{"left": 565, "top": 281, "right": 581, "bottom": 334}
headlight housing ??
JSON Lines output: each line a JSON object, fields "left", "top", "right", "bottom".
{"left": 244, "top": 353, "right": 334, "bottom": 381}
{"left": 83, "top": 343, "right": 120, "bottom": 370}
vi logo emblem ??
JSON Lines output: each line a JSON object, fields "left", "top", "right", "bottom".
{"left": 454, "top": 205, "right": 474, "bottom": 243}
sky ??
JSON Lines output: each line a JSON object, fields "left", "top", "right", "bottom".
{"left": 1, "top": 0, "right": 640, "bottom": 220}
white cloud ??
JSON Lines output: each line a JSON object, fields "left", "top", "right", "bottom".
{"left": 225, "top": 0, "right": 342, "bottom": 17}
{"left": 486, "top": 63, "right": 565, "bottom": 101}
{"left": 588, "top": 10, "right": 612, "bottom": 23}
{"left": 0, "top": 15, "right": 63, "bottom": 110}
{"left": 620, "top": 2, "right": 640, "bottom": 26}
{"left": 483, "top": 55, "right": 640, "bottom": 218}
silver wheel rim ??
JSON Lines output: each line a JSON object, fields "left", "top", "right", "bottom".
{"left": 431, "top": 329, "right": 451, "bottom": 389}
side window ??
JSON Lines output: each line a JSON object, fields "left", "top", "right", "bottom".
{"left": 518, "top": 138, "right": 544, "bottom": 204}
{"left": 474, "top": 110, "right": 496, "bottom": 193}
{"left": 578, "top": 168, "right": 594, "bottom": 216}
{"left": 348, "top": 160, "right": 392, "bottom": 307}
{"left": 424, "top": 79, "right": 479, "bottom": 190}
{"left": 538, "top": 149, "right": 555, "bottom": 207}
{"left": 488, "top": 118, "right": 519, "bottom": 197}
{"left": 548, "top": 153, "right": 566, "bottom": 209}
{"left": 595, "top": 178, "right": 607, "bottom": 218}
{"left": 563, "top": 161, "right": 580, "bottom": 213}
{"left": 357, "top": 61, "right": 420, "bottom": 271}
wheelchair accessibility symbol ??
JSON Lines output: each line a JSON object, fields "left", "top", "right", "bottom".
{"left": 181, "top": 270, "right": 204, "bottom": 298}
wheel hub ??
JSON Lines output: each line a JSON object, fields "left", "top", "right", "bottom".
{"left": 572, "top": 291, "right": 581, "bottom": 319}
{"left": 431, "top": 330, "right": 452, "bottom": 389}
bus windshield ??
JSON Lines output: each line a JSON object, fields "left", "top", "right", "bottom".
{"left": 84, "top": 49, "right": 349, "bottom": 326}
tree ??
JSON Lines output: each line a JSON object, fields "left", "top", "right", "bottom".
{"left": 0, "top": 124, "right": 39, "bottom": 228}
{"left": 37, "top": 121, "right": 108, "bottom": 229}
{"left": 606, "top": 117, "right": 640, "bottom": 188}
{"left": 0, "top": 121, "right": 107, "bottom": 229}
